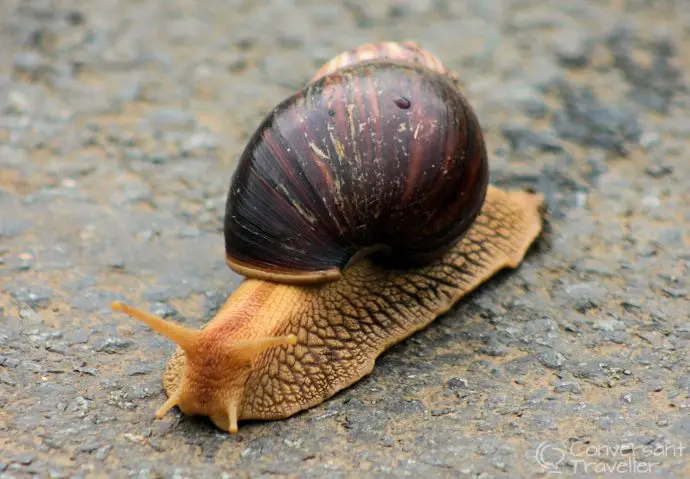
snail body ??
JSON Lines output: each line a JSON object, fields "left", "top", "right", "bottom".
{"left": 112, "top": 42, "right": 544, "bottom": 433}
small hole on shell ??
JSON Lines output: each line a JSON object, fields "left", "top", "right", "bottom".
{"left": 394, "top": 97, "right": 411, "bottom": 109}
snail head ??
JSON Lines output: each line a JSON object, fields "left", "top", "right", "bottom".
{"left": 110, "top": 301, "right": 296, "bottom": 433}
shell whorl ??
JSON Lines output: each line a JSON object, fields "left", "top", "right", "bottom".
{"left": 223, "top": 43, "right": 488, "bottom": 284}
{"left": 309, "top": 41, "right": 458, "bottom": 86}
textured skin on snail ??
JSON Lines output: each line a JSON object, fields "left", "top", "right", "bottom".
{"left": 224, "top": 60, "right": 487, "bottom": 283}
{"left": 110, "top": 41, "right": 545, "bottom": 434}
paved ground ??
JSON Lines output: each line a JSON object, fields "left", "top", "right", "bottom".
{"left": 1, "top": 0, "right": 689, "bottom": 477}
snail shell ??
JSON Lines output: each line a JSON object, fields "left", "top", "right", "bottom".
{"left": 224, "top": 44, "right": 488, "bottom": 284}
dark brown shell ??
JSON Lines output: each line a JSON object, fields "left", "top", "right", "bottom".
{"left": 224, "top": 59, "right": 488, "bottom": 284}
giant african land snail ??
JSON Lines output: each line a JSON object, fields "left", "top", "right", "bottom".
{"left": 111, "top": 41, "right": 544, "bottom": 433}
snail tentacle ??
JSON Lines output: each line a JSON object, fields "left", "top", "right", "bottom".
{"left": 111, "top": 301, "right": 200, "bottom": 353}
{"left": 154, "top": 391, "right": 181, "bottom": 419}
{"left": 227, "top": 398, "right": 240, "bottom": 433}
{"left": 226, "top": 334, "right": 298, "bottom": 363}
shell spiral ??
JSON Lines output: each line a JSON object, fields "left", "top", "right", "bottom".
{"left": 224, "top": 44, "right": 488, "bottom": 284}
{"left": 309, "top": 41, "right": 458, "bottom": 85}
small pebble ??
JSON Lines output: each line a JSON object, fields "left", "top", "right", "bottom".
{"left": 0, "top": 372, "right": 17, "bottom": 386}
{"left": 447, "top": 377, "right": 469, "bottom": 390}
{"left": 15, "top": 454, "right": 36, "bottom": 465}
{"left": 563, "top": 283, "right": 603, "bottom": 312}
{"left": 125, "top": 363, "right": 154, "bottom": 376}
{"left": 13, "top": 52, "right": 44, "bottom": 74}
{"left": 501, "top": 124, "right": 563, "bottom": 153}
{"left": 554, "top": 382, "right": 582, "bottom": 394}
{"left": 95, "top": 445, "right": 112, "bottom": 461}
{"left": 149, "top": 302, "right": 178, "bottom": 318}
{"left": 662, "top": 287, "right": 686, "bottom": 298}
{"left": 538, "top": 350, "right": 566, "bottom": 369}
{"left": 552, "top": 29, "right": 592, "bottom": 68}
{"left": 8, "top": 285, "right": 53, "bottom": 308}
{"left": 93, "top": 337, "right": 134, "bottom": 353}
{"left": 639, "top": 131, "right": 662, "bottom": 149}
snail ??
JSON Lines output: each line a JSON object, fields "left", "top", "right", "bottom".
{"left": 111, "top": 41, "right": 545, "bottom": 434}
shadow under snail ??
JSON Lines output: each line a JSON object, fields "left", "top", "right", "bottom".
{"left": 111, "top": 41, "right": 545, "bottom": 434}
